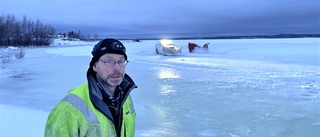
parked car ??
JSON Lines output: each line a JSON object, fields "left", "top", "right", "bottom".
{"left": 155, "top": 39, "right": 183, "bottom": 55}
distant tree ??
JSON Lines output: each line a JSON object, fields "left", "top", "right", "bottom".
{"left": 77, "top": 30, "right": 81, "bottom": 39}
{"left": 82, "top": 34, "right": 89, "bottom": 40}
{"left": 66, "top": 30, "right": 83, "bottom": 39}
{"left": 0, "top": 15, "right": 4, "bottom": 45}
{"left": 0, "top": 13, "right": 55, "bottom": 46}
{"left": 94, "top": 33, "right": 98, "bottom": 39}
{"left": 87, "top": 34, "right": 91, "bottom": 40}
{"left": 21, "top": 16, "right": 28, "bottom": 45}
{"left": 68, "top": 31, "right": 74, "bottom": 38}
{"left": 3, "top": 14, "right": 16, "bottom": 45}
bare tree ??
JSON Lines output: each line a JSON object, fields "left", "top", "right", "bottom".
{"left": 94, "top": 33, "right": 98, "bottom": 40}
{"left": 87, "top": 34, "right": 91, "bottom": 40}
{"left": 0, "top": 14, "right": 56, "bottom": 46}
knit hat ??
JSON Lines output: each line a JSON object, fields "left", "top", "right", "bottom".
{"left": 87, "top": 38, "right": 127, "bottom": 76}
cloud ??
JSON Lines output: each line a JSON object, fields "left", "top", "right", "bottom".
{"left": 1, "top": 0, "right": 319, "bottom": 39}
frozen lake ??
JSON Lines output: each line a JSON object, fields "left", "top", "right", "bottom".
{"left": 0, "top": 38, "right": 319, "bottom": 137}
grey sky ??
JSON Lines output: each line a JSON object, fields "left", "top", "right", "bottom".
{"left": 1, "top": 0, "right": 319, "bottom": 39}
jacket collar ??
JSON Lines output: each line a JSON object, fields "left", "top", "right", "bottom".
{"left": 86, "top": 73, "right": 137, "bottom": 121}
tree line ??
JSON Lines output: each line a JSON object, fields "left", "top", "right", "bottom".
{"left": 0, "top": 14, "right": 56, "bottom": 47}
{"left": 57, "top": 31, "right": 99, "bottom": 40}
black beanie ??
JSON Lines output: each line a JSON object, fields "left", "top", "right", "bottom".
{"left": 87, "top": 38, "right": 127, "bottom": 76}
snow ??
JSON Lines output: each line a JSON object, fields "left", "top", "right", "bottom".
{"left": 0, "top": 38, "right": 319, "bottom": 137}
{"left": 0, "top": 104, "right": 47, "bottom": 136}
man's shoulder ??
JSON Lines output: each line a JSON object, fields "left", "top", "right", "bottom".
{"left": 66, "top": 83, "right": 91, "bottom": 100}
{"left": 68, "top": 83, "right": 89, "bottom": 94}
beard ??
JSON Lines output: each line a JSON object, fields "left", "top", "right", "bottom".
{"left": 102, "top": 72, "right": 124, "bottom": 87}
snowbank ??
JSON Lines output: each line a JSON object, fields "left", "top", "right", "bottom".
{"left": 50, "top": 38, "right": 99, "bottom": 47}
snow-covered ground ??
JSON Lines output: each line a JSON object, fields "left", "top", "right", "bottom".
{"left": 0, "top": 38, "right": 319, "bottom": 137}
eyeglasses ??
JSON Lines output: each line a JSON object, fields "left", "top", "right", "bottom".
{"left": 99, "top": 59, "right": 129, "bottom": 67}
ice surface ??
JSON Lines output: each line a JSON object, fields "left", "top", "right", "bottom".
{"left": 0, "top": 38, "right": 319, "bottom": 137}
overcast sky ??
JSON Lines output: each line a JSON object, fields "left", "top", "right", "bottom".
{"left": 1, "top": 0, "right": 319, "bottom": 39}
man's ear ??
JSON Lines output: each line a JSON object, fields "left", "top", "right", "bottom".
{"left": 92, "top": 62, "right": 97, "bottom": 72}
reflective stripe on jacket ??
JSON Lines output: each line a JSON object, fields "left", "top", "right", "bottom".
{"left": 44, "top": 83, "right": 136, "bottom": 137}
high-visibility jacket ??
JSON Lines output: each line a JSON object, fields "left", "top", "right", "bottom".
{"left": 45, "top": 74, "right": 137, "bottom": 137}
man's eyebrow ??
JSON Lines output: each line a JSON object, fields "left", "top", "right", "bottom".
{"left": 102, "top": 56, "right": 125, "bottom": 59}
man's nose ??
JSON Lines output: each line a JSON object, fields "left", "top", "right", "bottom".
{"left": 112, "top": 62, "right": 122, "bottom": 71}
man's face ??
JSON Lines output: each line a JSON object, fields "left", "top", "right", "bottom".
{"left": 93, "top": 53, "right": 126, "bottom": 87}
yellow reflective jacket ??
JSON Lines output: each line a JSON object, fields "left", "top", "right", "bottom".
{"left": 45, "top": 74, "right": 137, "bottom": 137}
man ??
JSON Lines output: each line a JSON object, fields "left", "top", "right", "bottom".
{"left": 45, "top": 38, "right": 137, "bottom": 137}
